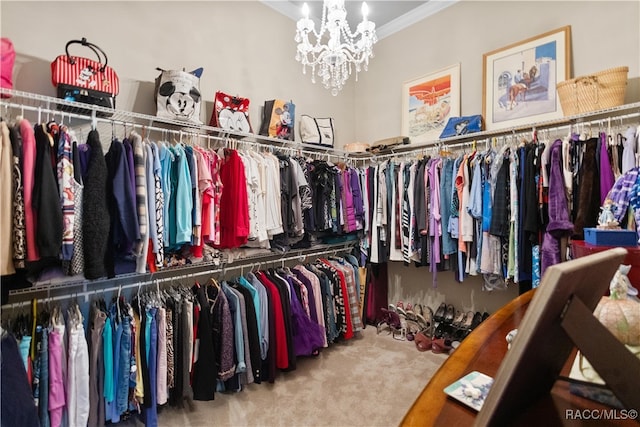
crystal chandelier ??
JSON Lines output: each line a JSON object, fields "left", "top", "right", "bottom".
{"left": 295, "top": 0, "right": 377, "bottom": 96}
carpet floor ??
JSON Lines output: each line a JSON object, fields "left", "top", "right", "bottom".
{"left": 147, "top": 326, "right": 447, "bottom": 427}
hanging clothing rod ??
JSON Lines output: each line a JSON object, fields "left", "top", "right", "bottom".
{"left": 0, "top": 91, "right": 354, "bottom": 158}
{"left": 3, "top": 88, "right": 638, "bottom": 164}
{"left": 2, "top": 243, "right": 355, "bottom": 308}
{"left": 370, "top": 107, "right": 640, "bottom": 161}
{"left": 2, "top": 100, "right": 98, "bottom": 126}
{"left": 1, "top": 100, "right": 349, "bottom": 161}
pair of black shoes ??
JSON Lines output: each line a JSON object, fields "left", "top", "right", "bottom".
{"left": 432, "top": 304, "right": 490, "bottom": 341}
{"left": 433, "top": 302, "right": 454, "bottom": 323}
{"left": 432, "top": 303, "right": 457, "bottom": 340}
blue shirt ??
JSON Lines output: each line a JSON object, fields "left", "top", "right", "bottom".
{"left": 482, "top": 158, "right": 493, "bottom": 232}
{"left": 222, "top": 282, "right": 246, "bottom": 373}
{"left": 171, "top": 144, "right": 193, "bottom": 247}
{"left": 237, "top": 276, "right": 263, "bottom": 359}
{"left": 468, "top": 156, "right": 483, "bottom": 219}
{"left": 246, "top": 272, "right": 270, "bottom": 360}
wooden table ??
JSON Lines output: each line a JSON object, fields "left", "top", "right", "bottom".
{"left": 401, "top": 290, "right": 638, "bottom": 426}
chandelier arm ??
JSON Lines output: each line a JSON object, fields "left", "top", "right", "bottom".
{"left": 340, "top": 26, "right": 376, "bottom": 53}
{"left": 313, "top": 24, "right": 329, "bottom": 41}
{"left": 340, "top": 24, "right": 360, "bottom": 41}
{"left": 333, "top": 48, "right": 360, "bottom": 64}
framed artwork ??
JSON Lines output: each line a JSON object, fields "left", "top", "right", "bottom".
{"left": 402, "top": 64, "right": 461, "bottom": 144}
{"left": 482, "top": 26, "right": 571, "bottom": 131}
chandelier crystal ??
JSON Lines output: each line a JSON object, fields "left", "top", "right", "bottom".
{"left": 295, "top": 0, "right": 377, "bottom": 96}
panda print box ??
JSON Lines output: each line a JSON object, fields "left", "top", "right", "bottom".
{"left": 155, "top": 67, "right": 203, "bottom": 124}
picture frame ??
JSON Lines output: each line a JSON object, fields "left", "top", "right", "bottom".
{"left": 476, "top": 247, "right": 640, "bottom": 424}
{"left": 402, "top": 63, "right": 461, "bottom": 144}
{"left": 482, "top": 26, "right": 571, "bottom": 131}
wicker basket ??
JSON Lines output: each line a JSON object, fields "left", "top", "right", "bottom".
{"left": 557, "top": 66, "right": 628, "bottom": 116}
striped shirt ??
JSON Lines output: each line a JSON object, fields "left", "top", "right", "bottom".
{"left": 131, "top": 132, "right": 147, "bottom": 254}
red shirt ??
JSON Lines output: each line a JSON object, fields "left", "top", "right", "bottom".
{"left": 216, "top": 149, "right": 249, "bottom": 249}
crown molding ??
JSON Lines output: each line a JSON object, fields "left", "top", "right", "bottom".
{"left": 376, "top": 1, "right": 458, "bottom": 39}
{"left": 261, "top": 1, "right": 458, "bottom": 40}
{"left": 261, "top": 1, "right": 303, "bottom": 21}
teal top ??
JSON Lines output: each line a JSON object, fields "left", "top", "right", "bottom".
{"left": 102, "top": 316, "right": 114, "bottom": 401}
{"left": 237, "top": 276, "right": 262, "bottom": 358}
{"left": 171, "top": 144, "right": 193, "bottom": 246}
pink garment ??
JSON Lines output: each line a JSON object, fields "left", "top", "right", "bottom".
{"left": 48, "top": 326, "right": 66, "bottom": 427}
{"left": 1, "top": 38, "right": 15, "bottom": 92}
{"left": 422, "top": 163, "right": 429, "bottom": 236}
{"left": 455, "top": 157, "right": 467, "bottom": 252}
{"left": 20, "top": 119, "right": 39, "bottom": 261}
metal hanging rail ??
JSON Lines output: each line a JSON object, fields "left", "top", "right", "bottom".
{"left": 369, "top": 102, "right": 640, "bottom": 160}
{"left": 2, "top": 242, "right": 356, "bottom": 307}
{"left": 0, "top": 88, "right": 351, "bottom": 159}
{"left": 1, "top": 98, "right": 348, "bottom": 161}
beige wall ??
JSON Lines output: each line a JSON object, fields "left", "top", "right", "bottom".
{"left": 0, "top": 1, "right": 357, "bottom": 145}
{"left": 2, "top": 0, "right": 638, "bottom": 313}
{"left": 387, "top": 262, "right": 519, "bottom": 319}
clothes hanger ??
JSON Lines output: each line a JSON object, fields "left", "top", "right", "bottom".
{"left": 209, "top": 275, "right": 221, "bottom": 291}
{"left": 438, "top": 143, "right": 453, "bottom": 158}
{"left": 136, "top": 281, "right": 143, "bottom": 315}
{"left": 0, "top": 103, "right": 9, "bottom": 123}
{"left": 115, "top": 284, "right": 123, "bottom": 322}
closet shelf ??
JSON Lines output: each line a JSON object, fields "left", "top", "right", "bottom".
{"left": 3, "top": 242, "right": 357, "bottom": 306}
{"left": 366, "top": 101, "right": 640, "bottom": 158}
{"left": 0, "top": 88, "right": 352, "bottom": 159}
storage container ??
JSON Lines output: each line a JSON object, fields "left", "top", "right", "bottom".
{"left": 583, "top": 227, "right": 638, "bottom": 247}
{"left": 557, "top": 66, "right": 628, "bottom": 116}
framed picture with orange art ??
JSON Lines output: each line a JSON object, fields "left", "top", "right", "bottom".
{"left": 401, "top": 63, "right": 461, "bottom": 144}
{"left": 482, "top": 26, "right": 571, "bottom": 131}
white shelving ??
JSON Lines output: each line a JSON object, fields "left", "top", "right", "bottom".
{"left": 364, "top": 101, "right": 640, "bottom": 158}
{"left": 0, "top": 88, "right": 352, "bottom": 160}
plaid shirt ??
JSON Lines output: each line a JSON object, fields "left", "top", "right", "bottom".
{"left": 608, "top": 167, "right": 639, "bottom": 222}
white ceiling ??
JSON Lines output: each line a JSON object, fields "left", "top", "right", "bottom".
{"left": 261, "top": 0, "right": 457, "bottom": 39}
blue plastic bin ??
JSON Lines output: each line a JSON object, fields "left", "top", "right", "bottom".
{"left": 583, "top": 228, "right": 638, "bottom": 247}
